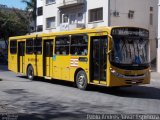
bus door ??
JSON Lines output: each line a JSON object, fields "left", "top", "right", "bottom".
{"left": 18, "top": 41, "right": 25, "bottom": 73}
{"left": 43, "top": 40, "right": 53, "bottom": 77}
{"left": 90, "top": 36, "right": 108, "bottom": 83}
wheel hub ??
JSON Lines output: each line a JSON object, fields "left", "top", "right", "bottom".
{"left": 28, "top": 68, "right": 33, "bottom": 78}
{"left": 78, "top": 75, "right": 85, "bottom": 87}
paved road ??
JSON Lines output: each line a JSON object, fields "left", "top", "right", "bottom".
{"left": 0, "top": 65, "right": 160, "bottom": 120}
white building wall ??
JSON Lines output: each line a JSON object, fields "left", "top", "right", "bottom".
{"left": 37, "top": 0, "right": 43, "bottom": 7}
{"left": 110, "top": 0, "right": 158, "bottom": 61}
{"left": 86, "top": 0, "right": 109, "bottom": 28}
{"left": 43, "top": 2, "right": 58, "bottom": 33}
{"left": 37, "top": 16, "right": 43, "bottom": 26}
{"left": 37, "top": 0, "right": 43, "bottom": 26}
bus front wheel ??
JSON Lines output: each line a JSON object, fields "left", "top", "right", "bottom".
{"left": 76, "top": 70, "right": 88, "bottom": 90}
{"left": 27, "top": 65, "right": 34, "bottom": 80}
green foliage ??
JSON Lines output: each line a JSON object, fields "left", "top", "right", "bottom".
{"left": 0, "top": 8, "right": 28, "bottom": 41}
{"left": 22, "top": 0, "right": 37, "bottom": 21}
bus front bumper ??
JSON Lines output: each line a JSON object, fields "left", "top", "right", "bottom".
{"left": 108, "top": 68, "right": 150, "bottom": 87}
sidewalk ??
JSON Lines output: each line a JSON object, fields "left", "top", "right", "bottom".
{"left": 150, "top": 64, "right": 160, "bottom": 81}
{"left": 151, "top": 72, "right": 160, "bottom": 81}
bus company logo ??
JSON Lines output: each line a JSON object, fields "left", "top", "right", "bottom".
{"left": 70, "top": 58, "right": 79, "bottom": 67}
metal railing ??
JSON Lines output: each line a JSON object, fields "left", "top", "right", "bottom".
{"left": 60, "top": 23, "right": 85, "bottom": 31}
{"left": 58, "top": 0, "right": 85, "bottom": 8}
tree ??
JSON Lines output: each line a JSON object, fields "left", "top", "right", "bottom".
{"left": 22, "top": 0, "right": 37, "bottom": 32}
{"left": 13, "top": 8, "right": 30, "bottom": 34}
{"left": 0, "top": 8, "right": 28, "bottom": 47}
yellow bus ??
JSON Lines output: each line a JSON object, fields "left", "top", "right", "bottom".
{"left": 8, "top": 26, "right": 150, "bottom": 90}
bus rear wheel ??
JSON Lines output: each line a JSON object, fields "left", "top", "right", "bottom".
{"left": 76, "top": 70, "right": 88, "bottom": 90}
{"left": 27, "top": 65, "right": 34, "bottom": 80}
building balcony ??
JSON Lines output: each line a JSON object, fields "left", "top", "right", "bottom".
{"left": 58, "top": 0, "right": 85, "bottom": 8}
{"left": 60, "top": 23, "right": 85, "bottom": 31}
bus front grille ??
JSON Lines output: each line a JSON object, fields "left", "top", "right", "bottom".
{"left": 125, "top": 79, "right": 143, "bottom": 84}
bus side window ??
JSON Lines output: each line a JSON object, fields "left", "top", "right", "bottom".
{"left": 55, "top": 36, "right": 70, "bottom": 55}
{"left": 71, "top": 34, "right": 88, "bottom": 56}
{"left": 34, "top": 37, "right": 42, "bottom": 54}
{"left": 26, "top": 38, "right": 34, "bottom": 54}
{"left": 10, "top": 40, "right": 17, "bottom": 54}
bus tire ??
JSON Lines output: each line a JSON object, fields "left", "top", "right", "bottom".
{"left": 76, "top": 70, "right": 88, "bottom": 90}
{"left": 27, "top": 65, "right": 34, "bottom": 80}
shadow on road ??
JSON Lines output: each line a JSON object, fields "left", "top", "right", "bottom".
{"left": 36, "top": 77, "right": 160, "bottom": 100}
{"left": 17, "top": 76, "right": 75, "bottom": 88}
{"left": 88, "top": 85, "right": 160, "bottom": 100}
{"left": 18, "top": 113, "right": 85, "bottom": 120}
{"left": 17, "top": 75, "right": 160, "bottom": 100}
{"left": 3, "top": 89, "right": 88, "bottom": 120}
{"left": 3, "top": 89, "right": 87, "bottom": 120}
{"left": 2, "top": 82, "right": 160, "bottom": 120}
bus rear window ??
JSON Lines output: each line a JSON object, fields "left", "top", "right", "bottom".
{"left": 10, "top": 40, "right": 17, "bottom": 54}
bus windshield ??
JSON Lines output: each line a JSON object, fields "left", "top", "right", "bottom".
{"left": 110, "top": 27, "right": 149, "bottom": 69}
{"left": 111, "top": 37, "right": 149, "bottom": 65}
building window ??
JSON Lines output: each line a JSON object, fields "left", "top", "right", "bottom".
{"left": 34, "top": 38, "right": 42, "bottom": 54}
{"left": 10, "top": 40, "right": 17, "bottom": 54}
{"left": 37, "top": 7, "right": 43, "bottom": 16}
{"left": 46, "top": 0, "right": 55, "bottom": 5}
{"left": 30, "top": 27, "right": 34, "bottom": 32}
{"left": 150, "top": 7, "right": 153, "bottom": 12}
{"left": 89, "top": 7, "right": 103, "bottom": 22}
{"left": 46, "top": 17, "right": 55, "bottom": 29}
{"left": 55, "top": 36, "right": 70, "bottom": 55}
{"left": 128, "top": 10, "right": 134, "bottom": 19}
{"left": 150, "top": 13, "right": 153, "bottom": 25}
{"left": 71, "top": 34, "right": 88, "bottom": 56}
{"left": 63, "top": 15, "right": 69, "bottom": 23}
{"left": 26, "top": 38, "right": 34, "bottom": 54}
{"left": 113, "top": 11, "right": 119, "bottom": 17}
{"left": 37, "top": 25, "right": 43, "bottom": 32}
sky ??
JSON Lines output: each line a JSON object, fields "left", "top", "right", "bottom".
{"left": 0, "top": 0, "right": 27, "bottom": 10}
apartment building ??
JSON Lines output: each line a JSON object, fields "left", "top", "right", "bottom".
{"left": 36, "top": 0, "right": 158, "bottom": 61}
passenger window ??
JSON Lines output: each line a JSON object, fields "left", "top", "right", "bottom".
{"left": 26, "top": 38, "right": 34, "bottom": 54}
{"left": 34, "top": 37, "right": 42, "bottom": 54}
{"left": 71, "top": 35, "right": 88, "bottom": 56}
{"left": 55, "top": 36, "right": 70, "bottom": 55}
{"left": 10, "top": 40, "right": 17, "bottom": 54}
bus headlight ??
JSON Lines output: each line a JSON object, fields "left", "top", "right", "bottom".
{"left": 110, "top": 68, "right": 125, "bottom": 78}
{"left": 110, "top": 68, "right": 147, "bottom": 79}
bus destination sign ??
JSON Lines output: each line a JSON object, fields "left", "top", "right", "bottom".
{"left": 111, "top": 28, "right": 149, "bottom": 38}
